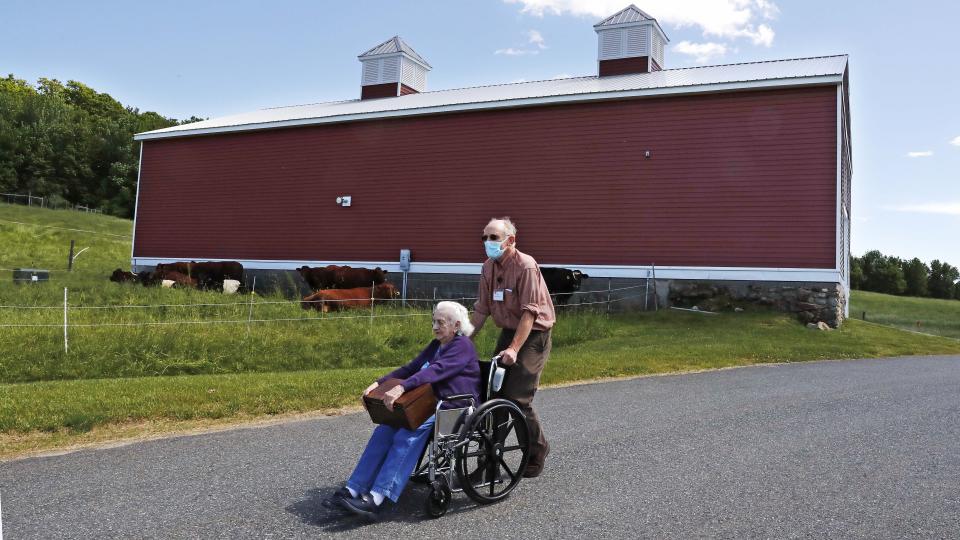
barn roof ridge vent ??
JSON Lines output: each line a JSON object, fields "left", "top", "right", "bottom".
{"left": 358, "top": 35, "right": 432, "bottom": 99}
{"left": 595, "top": 5, "right": 669, "bottom": 76}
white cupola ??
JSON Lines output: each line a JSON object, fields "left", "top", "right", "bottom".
{"left": 358, "top": 36, "right": 431, "bottom": 100}
{"left": 594, "top": 5, "right": 669, "bottom": 76}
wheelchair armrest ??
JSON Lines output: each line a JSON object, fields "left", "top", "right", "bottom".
{"left": 443, "top": 393, "right": 475, "bottom": 402}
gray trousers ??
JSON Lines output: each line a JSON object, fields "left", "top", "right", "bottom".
{"left": 494, "top": 328, "right": 551, "bottom": 467}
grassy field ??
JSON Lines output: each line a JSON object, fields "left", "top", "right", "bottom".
{"left": 850, "top": 290, "right": 960, "bottom": 340}
{"left": 3, "top": 203, "right": 960, "bottom": 458}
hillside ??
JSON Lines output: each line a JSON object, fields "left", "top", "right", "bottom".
{"left": 850, "top": 290, "right": 960, "bottom": 340}
{"left": 0, "top": 202, "right": 133, "bottom": 292}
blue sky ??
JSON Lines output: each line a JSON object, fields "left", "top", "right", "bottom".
{"left": 2, "top": 1, "right": 957, "bottom": 265}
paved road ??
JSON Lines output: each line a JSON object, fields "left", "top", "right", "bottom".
{"left": 2, "top": 356, "right": 959, "bottom": 539}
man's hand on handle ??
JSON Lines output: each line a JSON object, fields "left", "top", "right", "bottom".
{"left": 499, "top": 347, "right": 518, "bottom": 366}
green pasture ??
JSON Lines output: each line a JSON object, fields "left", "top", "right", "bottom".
{"left": 850, "top": 289, "right": 960, "bottom": 340}
{"left": 3, "top": 203, "right": 960, "bottom": 458}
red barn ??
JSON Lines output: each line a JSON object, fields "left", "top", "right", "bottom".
{"left": 132, "top": 6, "right": 852, "bottom": 325}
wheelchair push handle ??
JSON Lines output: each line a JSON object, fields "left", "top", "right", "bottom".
{"left": 489, "top": 355, "right": 506, "bottom": 393}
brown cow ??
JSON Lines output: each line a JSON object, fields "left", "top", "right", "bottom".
{"left": 336, "top": 266, "right": 387, "bottom": 289}
{"left": 155, "top": 261, "right": 243, "bottom": 290}
{"left": 301, "top": 283, "right": 399, "bottom": 312}
{"left": 297, "top": 265, "right": 387, "bottom": 291}
{"left": 297, "top": 265, "right": 341, "bottom": 290}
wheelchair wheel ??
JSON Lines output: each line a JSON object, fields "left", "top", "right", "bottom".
{"left": 425, "top": 477, "right": 451, "bottom": 518}
{"left": 454, "top": 398, "right": 530, "bottom": 504}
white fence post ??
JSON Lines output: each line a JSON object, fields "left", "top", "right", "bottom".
{"left": 63, "top": 287, "right": 69, "bottom": 354}
{"left": 370, "top": 282, "right": 375, "bottom": 329}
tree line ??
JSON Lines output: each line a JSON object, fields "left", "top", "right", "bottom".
{"left": 0, "top": 74, "right": 201, "bottom": 218}
{"left": 851, "top": 251, "right": 960, "bottom": 300}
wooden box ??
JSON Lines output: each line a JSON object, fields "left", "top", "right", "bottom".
{"left": 363, "top": 378, "right": 437, "bottom": 430}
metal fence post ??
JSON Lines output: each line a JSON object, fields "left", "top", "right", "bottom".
{"left": 246, "top": 276, "right": 256, "bottom": 334}
{"left": 652, "top": 263, "right": 658, "bottom": 312}
{"left": 606, "top": 278, "right": 611, "bottom": 315}
{"left": 63, "top": 287, "right": 69, "bottom": 354}
{"left": 644, "top": 268, "right": 650, "bottom": 311}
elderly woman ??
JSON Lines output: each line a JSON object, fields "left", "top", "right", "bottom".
{"left": 326, "top": 301, "right": 481, "bottom": 520}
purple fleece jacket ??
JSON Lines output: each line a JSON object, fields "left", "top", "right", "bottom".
{"left": 378, "top": 336, "right": 481, "bottom": 408}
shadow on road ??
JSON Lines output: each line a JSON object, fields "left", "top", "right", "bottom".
{"left": 286, "top": 484, "right": 487, "bottom": 530}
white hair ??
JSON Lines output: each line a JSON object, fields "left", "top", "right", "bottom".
{"left": 487, "top": 217, "right": 517, "bottom": 237}
{"left": 434, "top": 301, "right": 475, "bottom": 337}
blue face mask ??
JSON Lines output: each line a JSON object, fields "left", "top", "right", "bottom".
{"left": 485, "top": 239, "right": 507, "bottom": 259}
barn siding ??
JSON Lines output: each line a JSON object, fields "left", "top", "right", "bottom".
{"left": 360, "top": 83, "right": 399, "bottom": 99}
{"left": 134, "top": 85, "right": 838, "bottom": 268}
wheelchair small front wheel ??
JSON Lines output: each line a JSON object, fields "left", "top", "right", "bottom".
{"left": 455, "top": 398, "right": 530, "bottom": 504}
{"left": 425, "top": 478, "right": 451, "bottom": 518}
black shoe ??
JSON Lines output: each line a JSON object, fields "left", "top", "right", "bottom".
{"left": 340, "top": 493, "right": 384, "bottom": 521}
{"left": 321, "top": 487, "right": 354, "bottom": 510}
{"left": 523, "top": 441, "right": 551, "bottom": 478}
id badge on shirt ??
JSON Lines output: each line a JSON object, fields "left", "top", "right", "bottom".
{"left": 493, "top": 289, "right": 505, "bottom": 302}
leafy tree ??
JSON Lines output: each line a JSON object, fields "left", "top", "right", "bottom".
{"left": 929, "top": 260, "right": 960, "bottom": 299}
{"left": 0, "top": 73, "right": 190, "bottom": 217}
{"left": 901, "top": 257, "right": 929, "bottom": 297}
{"left": 850, "top": 255, "right": 863, "bottom": 290}
{"left": 859, "top": 250, "right": 906, "bottom": 295}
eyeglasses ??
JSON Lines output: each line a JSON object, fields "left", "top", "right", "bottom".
{"left": 481, "top": 234, "right": 506, "bottom": 242}
{"left": 432, "top": 318, "right": 450, "bottom": 328}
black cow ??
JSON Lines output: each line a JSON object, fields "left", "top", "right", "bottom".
{"left": 155, "top": 261, "right": 243, "bottom": 290}
{"left": 540, "top": 267, "right": 590, "bottom": 305}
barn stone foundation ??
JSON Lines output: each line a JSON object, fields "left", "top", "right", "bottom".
{"left": 183, "top": 268, "right": 845, "bottom": 328}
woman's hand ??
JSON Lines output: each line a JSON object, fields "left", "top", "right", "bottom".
{"left": 499, "top": 347, "right": 518, "bottom": 366}
{"left": 361, "top": 381, "right": 378, "bottom": 408}
{"left": 383, "top": 385, "right": 405, "bottom": 409}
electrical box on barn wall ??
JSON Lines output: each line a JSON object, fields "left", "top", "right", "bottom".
{"left": 336, "top": 195, "right": 352, "bottom": 207}
{"left": 399, "top": 249, "right": 411, "bottom": 271}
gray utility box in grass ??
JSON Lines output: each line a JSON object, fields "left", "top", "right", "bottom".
{"left": 13, "top": 268, "right": 49, "bottom": 284}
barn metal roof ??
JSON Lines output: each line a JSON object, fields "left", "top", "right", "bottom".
{"left": 594, "top": 4, "right": 654, "bottom": 27}
{"left": 358, "top": 36, "right": 431, "bottom": 68}
{"left": 135, "top": 55, "right": 848, "bottom": 141}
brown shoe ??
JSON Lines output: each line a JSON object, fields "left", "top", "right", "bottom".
{"left": 523, "top": 441, "right": 550, "bottom": 478}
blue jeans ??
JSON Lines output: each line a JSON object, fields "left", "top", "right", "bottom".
{"left": 346, "top": 416, "right": 434, "bottom": 503}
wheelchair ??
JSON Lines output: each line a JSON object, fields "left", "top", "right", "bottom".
{"left": 410, "top": 356, "right": 531, "bottom": 518}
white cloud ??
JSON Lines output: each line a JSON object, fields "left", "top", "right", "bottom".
{"left": 495, "top": 47, "right": 539, "bottom": 56}
{"left": 496, "top": 29, "right": 547, "bottom": 56}
{"left": 527, "top": 29, "right": 547, "bottom": 49}
{"left": 951, "top": 136, "right": 960, "bottom": 146}
{"left": 673, "top": 41, "right": 728, "bottom": 63}
{"left": 907, "top": 151, "right": 934, "bottom": 158}
{"left": 503, "top": 0, "right": 779, "bottom": 46}
{"left": 886, "top": 203, "right": 960, "bottom": 216}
